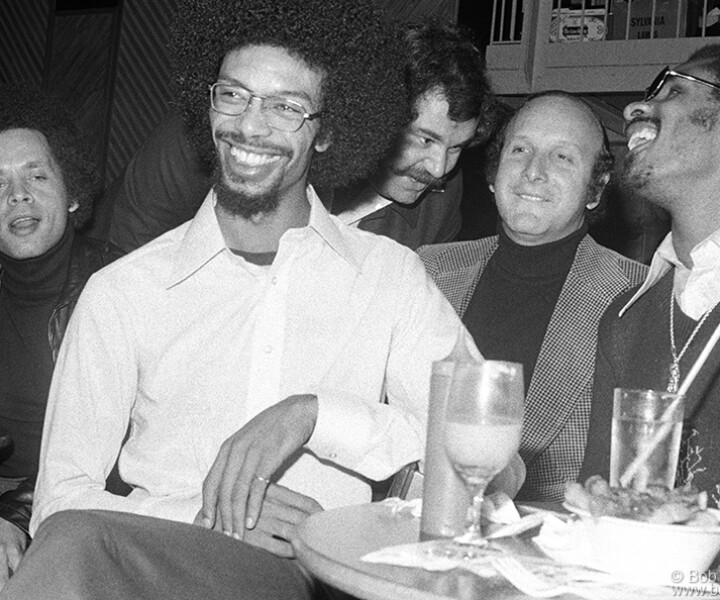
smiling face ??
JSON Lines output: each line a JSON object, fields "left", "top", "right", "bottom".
{"left": 622, "top": 58, "right": 720, "bottom": 214}
{"left": 0, "top": 128, "right": 76, "bottom": 259}
{"left": 375, "top": 90, "right": 479, "bottom": 205}
{"left": 210, "top": 44, "right": 330, "bottom": 218}
{"left": 491, "top": 95, "right": 603, "bottom": 246}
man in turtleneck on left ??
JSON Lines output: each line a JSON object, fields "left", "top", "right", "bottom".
{"left": 420, "top": 91, "right": 649, "bottom": 504}
{"left": 0, "top": 82, "right": 122, "bottom": 586}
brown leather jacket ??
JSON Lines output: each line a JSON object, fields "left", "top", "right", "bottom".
{"left": 0, "top": 234, "right": 123, "bottom": 539}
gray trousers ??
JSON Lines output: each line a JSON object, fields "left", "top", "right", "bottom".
{"left": 0, "top": 510, "right": 316, "bottom": 600}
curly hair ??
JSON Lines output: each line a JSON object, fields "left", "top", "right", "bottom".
{"left": 0, "top": 81, "right": 99, "bottom": 229}
{"left": 170, "top": 0, "right": 410, "bottom": 190}
{"left": 403, "top": 21, "right": 499, "bottom": 145}
{"left": 484, "top": 91, "right": 614, "bottom": 224}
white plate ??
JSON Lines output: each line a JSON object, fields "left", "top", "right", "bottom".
{"left": 560, "top": 502, "right": 720, "bottom": 586}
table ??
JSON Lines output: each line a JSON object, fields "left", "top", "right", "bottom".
{"left": 294, "top": 502, "right": 574, "bottom": 600}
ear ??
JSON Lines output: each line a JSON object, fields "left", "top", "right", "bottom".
{"left": 587, "top": 172, "right": 610, "bottom": 210}
{"left": 68, "top": 201, "right": 79, "bottom": 213}
{"left": 314, "top": 130, "right": 332, "bottom": 154}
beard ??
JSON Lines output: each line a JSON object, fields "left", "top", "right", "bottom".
{"left": 211, "top": 161, "right": 281, "bottom": 219}
{"left": 619, "top": 150, "right": 658, "bottom": 206}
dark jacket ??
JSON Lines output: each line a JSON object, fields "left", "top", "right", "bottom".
{"left": 0, "top": 234, "right": 123, "bottom": 539}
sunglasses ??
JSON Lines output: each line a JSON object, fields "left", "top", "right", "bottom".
{"left": 644, "top": 66, "right": 720, "bottom": 101}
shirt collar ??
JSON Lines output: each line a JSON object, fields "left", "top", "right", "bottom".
{"left": 168, "top": 190, "right": 225, "bottom": 287}
{"left": 618, "top": 232, "right": 674, "bottom": 317}
{"left": 169, "top": 185, "right": 361, "bottom": 287}
{"left": 619, "top": 229, "right": 720, "bottom": 317}
{"left": 306, "top": 185, "right": 362, "bottom": 272}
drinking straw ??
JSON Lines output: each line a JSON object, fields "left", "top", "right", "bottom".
{"left": 619, "top": 318, "right": 720, "bottom": 487}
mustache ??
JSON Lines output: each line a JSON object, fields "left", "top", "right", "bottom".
{"left": 215, "top": 131, "right": 291, "bottom": 157}
{"left": 396, "top": 165, "right": 444, "bottom": 188}
{"left": 624, "top": 115, "right": 660, "bottom": 137}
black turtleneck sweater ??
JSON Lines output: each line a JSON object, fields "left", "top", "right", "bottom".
{"left": 0, "top": 225, "right": 74, "bottom": 478}
{"left": 463, "top": 224, "right": 587, "bottom": 393}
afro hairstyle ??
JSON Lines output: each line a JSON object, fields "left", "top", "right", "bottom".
{"left": 170, "top": 0, "right": 411, "bottom": 190}
{"left": 0, "top": 81, "right": 100, "bottom": 230}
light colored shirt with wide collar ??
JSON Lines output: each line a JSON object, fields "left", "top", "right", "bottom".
{"left": 33, "top": 185, "right": 468, "bottom": 532}
{"left": 337, "top": 192, "right": 393, "bottom": 228}
{"left": 620, "top": 229, "right": 720, "bottom": 320}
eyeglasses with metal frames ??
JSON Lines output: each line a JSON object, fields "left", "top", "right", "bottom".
{"left": 209, "top": 82, "right": 323, "bottom": 132}
{"left": 644, "top": 67, "right": 720, "bottom": 102}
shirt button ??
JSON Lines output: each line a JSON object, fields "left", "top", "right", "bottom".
{"left": 264, "top": 345, "right": 273, "bottom": 354}
{"left": 271, "top": 276, "right": 278, "bottom": 285}
{"left": 329, "top": 452, "right": 338, "bottom": 459}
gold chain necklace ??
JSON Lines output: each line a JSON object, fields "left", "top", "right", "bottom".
{"left": 668, "top": 288, "right": 716, "bottom": 393}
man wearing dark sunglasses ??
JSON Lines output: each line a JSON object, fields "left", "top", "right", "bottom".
{"left": 580, "top": 45, "right": 720, "bottom": 500}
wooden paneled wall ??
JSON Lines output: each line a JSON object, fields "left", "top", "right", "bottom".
{"left": 105, "top": 0, "right": 177, "bottom": 183}
{"left": 0, "top": 0, "right": 48, "bottom": 84}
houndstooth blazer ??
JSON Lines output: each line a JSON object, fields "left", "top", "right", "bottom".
{"left": 418, "top": 234, "right": 648, "bottom": 502}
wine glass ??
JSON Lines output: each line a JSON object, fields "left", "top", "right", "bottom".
{"left": 444, "top": 360, "right": 524, "bottom": 546}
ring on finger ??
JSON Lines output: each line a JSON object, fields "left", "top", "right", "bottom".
{"left": 255, "top": 475, "right": 270, "bottom": 485}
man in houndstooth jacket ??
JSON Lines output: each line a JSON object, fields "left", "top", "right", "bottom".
{"left": 419, "top": 91, "right": 648, "bottom": 502}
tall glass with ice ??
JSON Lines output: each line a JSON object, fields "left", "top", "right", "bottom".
{"left": 610, "top": 388, "right": 684, "bottom": 490}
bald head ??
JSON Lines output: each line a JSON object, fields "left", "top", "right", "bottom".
{"left": 489, "top": 91, "right": 613, "bottom": 246}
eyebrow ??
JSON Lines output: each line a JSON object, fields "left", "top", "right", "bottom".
{"left": 506, "top": 134, "right": 584, "bottom": 153}
{"left": 216, "top": 76, "right": 316, "bottom": 106}
{"left": 413, "top": 125, "right": 475, "bottom": 148}
{"left": 0, "top": 159, "right": 52, "bottom": 174}
{"left": 25, "top": 160, "right": 51, "bottom": 169}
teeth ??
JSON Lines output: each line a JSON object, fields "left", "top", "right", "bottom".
{"left": 229, "top": 146, "right": 279, "bottom": 166}
{"left": 627, "top": 126, "right": 657, "bottom": 151}
{"left": 519, "top": 194, "right": 544, "bottom": 202}
{"left": 10, "top": 217, "right": 36, "bottom": 227}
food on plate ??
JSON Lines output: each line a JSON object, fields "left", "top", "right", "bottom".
{"left": 564, "top": 475, "right": 719, "bottom": 526}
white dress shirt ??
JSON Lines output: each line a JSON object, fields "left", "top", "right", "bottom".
{"left": 336, "top": 193, "right": 392, "bottom": 227}
{"left": 620, "top": 229, "right": 720, "bottom": 320}
{"left": 31, "top": 186, "right": 474, "bottom": 535}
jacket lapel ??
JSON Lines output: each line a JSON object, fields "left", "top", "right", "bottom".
{"left": 522, "top": 236, "right": 635, "bottom": 464}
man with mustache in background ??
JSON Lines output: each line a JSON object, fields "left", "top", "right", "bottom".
{"left": 332, "top": 22, "right": 499, "bottom": 250}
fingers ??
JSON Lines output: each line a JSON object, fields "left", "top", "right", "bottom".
{"left": 266, "top": 484, "right": 323, "bottom": 516}
{"left": 5, "top": 545, "right": 21, "bottom": 574}
{"left": 0, "top": 558, "right": 8, "bottom": 591}
{"left": 200, "top": 441, "right": 230, "bottom": 532}
{"left": 0, "top": 544, "right": 22, "bottom": 591}
{"left": 203, "top": 437, "right": 272, "bottom": 537}
{"left": 241, "top": 471, "right": 271, "bottom": 532}
{"left": 199, "top": 395, "right": 319, "bottom": 538}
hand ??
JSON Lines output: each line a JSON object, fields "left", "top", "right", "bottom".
{"left": 0, "top": 519, "right": 27, "bottom": 589}
{"left": 194, "top": 483, "right": 323, "bottom": 558}
{"left": 199, "top": 394, "right": 318, "bottom": 538}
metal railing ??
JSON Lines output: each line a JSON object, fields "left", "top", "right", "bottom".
{"left": 489, "top": 0, "right": 716, "bottom": 44}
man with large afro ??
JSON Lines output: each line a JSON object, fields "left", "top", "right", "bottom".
{"left": 0, "top": 1, "right": 504, "bottom": 599}
{"left": 101, "top": 7, "right": 493, "bottom": 253}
